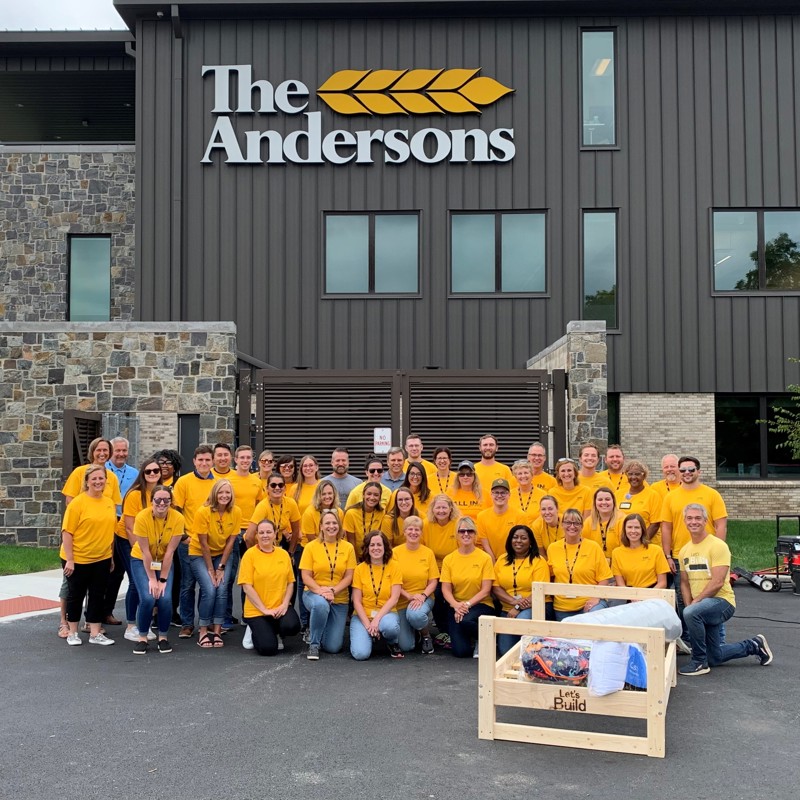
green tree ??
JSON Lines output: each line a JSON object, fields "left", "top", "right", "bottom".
{"left": 583, "top": 286, "right": 616, "bottom": 328}
{"left": 767, "top": 366, "right": 800, "bottom": 460}
{"left": 735, "top": 231, "right": 800, "bottom": 290}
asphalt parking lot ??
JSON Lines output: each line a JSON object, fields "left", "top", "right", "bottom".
{"left": 3, "top": 583, "right": 797, "bottom": 800}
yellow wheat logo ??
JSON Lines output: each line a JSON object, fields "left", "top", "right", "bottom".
{"left": 317, "top": 68, "right": 513, "bottom": 115}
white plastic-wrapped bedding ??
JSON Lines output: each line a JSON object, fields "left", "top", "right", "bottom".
{"left": 567, "top": 598, "right": 681, "bottom": 640}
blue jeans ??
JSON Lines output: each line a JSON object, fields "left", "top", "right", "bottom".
{"left": 553, "top": 599, "right": 609, "bottom": 621}
{"left": 498, "top": 608, "right": 533, "bottom": 656}
{"left": 302, "top": 592, "right": 348, "bottom": 653}
{"left": 130, "top": 558, "right": 174, "bottom": 635}
{"left": 224, "top": 533, "right": 244, "bottom": 625}
{"left": 189, "top": 554, "right": 233, "bottom": 627}
{"left": 398, "top": 597, "right": 434, "bottom": 651}
{"left": 682, "top": 597, "right": 753, "bottom": 666}
{"left": 350, "top": 612, "right": 401, "bottom": 660}
{"left": 177, "top": 541, "right": 197, "bottom": 627}
{"left": 447, "top": 604, "right": 493, "bottom": 658}
{"left": 114, "top": 535, "right": 140, "bottom": 624}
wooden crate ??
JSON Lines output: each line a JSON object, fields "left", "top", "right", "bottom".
{"left": 478, "top": 582, "right": 678, "bottom": 758}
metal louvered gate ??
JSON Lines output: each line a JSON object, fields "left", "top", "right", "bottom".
{"left": 239, "top": 369, "right": 565, "bottom": 469}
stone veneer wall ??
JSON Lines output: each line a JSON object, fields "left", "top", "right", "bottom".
{"left": 528, "top": 321, "right": 608, "bottom": 460}
{"left": 0, "top": 146, "right": 135, "bottom": 322}
{"left": 0, "top": 322, "right": 237, "bottom": 546}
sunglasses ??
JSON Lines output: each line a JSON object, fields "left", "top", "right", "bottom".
{"left": 143, "top": 467, "right": 162, "bottom": 475}
{"left": 368, "top": 467, "right": 384, "bottom": 474}
{"left": 153, "top": 497, "right": 171, "bottom": 505}
{"left": 679, "top": 467, "right": 697, "bottom": 474}
{"left": 259, "top": 458, "right": 273, "bottom": 464}
{"left": 269, "top": 482, "right": 285, "bottom": 489}
{"left": 457, "top": 528, "right": 475, "bottom": 534}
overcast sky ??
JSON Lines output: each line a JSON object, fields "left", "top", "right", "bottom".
{"left": 1, "top": 0, "right": 126, "bottom": 30}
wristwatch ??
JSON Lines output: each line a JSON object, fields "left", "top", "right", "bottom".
{"left": 158, "top": 577, "right": 167, "bottom": 584}
{"left": 513, "top": 603, "right": 521, "bottom": 611}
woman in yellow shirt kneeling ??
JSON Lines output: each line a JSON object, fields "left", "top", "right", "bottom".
{"left": 239, "top": 519, "right": 300, "bottom": 656}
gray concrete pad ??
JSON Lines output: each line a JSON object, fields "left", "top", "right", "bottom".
{"left": 2, "top": 583, "right": 797, "bottom": 800}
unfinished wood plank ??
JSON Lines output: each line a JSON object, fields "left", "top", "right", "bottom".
{"left": 494, "top": 680, "right": 648, "bottom": 716}
{"left": 478, "top": 616, "right": 497, "bottom": 740}
{"left": 492, "top": 722, "right": 653, "bottom": 756}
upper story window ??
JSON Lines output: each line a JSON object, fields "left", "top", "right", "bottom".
{"left": 582, "top": 210, "right": 618, "bottom": 330}
{"left": 450, "top": 211, "right": 546, "bottom": 294}
{"left": 581, "top": 30, "right": 616, "bottom": 147}
{"left": 713, "top": 210, "right": 800, "bottom": 291}
{"left": 68, "top": 235, "right": 111, "bottom": 321}
{"left": 324, "top": 212, "right": 419, "bottom": 295}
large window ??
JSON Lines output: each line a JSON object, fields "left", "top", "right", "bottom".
{"left": 451, "top": 212, "right": 546, "bottom": 294}
{"left": 325, "top": 213, "right": 419, "bottom": 294}
{"left": 581, "top": 30, "right": 616, "bottom": 147}
{"left": 713, "top": 210, "right": 800, "bottom": 291}
{"left": 69, "top": 235, "right": 111, "bottom": 321}
{"left": 716, "top": 395, "right": 800, "bottom": 479}
{"left": 582, "top": 211, "right": 618, "bottom": 329}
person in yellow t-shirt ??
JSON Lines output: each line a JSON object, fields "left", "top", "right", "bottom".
{"left": 246, "top": 475, "right": 302, "bottom": 551}
{"left": 239, "top": 518, "right": 300, "bottom": 656}
{"left": 446, "top": 460, "right": 488, "bottom": 521}
{"left": 61, "top": 437, "right": 122, "bottom": 506}
{"left": 190, "top": 479, "right": 241, "bottom": 649}
{"left": 474, "top": 434, "right": 514, "bottom": 490}
{"left": 300, "top": 510, "right": 357, "bottom": 660}
{"left": 400, "top": 462, "right": 433, "bottom": 518}
{"left": 596, "top": 444, "right": 630, "bottom": 496}
{"left": 527, "top": 442, "right": 557, "bottom": 493}
{"left": 276, "top": 454, "right": 299, "bottom": 499}
{"left": 440, "top": 517, "right": 495, "bottom": 658}
{"left": 154, "top": 449, "right": 181, "bottom": 488}
{"left": 582, "top": 487, "right": 624, "bottom": 561}
{"left": 300, "top": 480, "right": 344, "bottom": 544}
{"left": 429, "top": 447, "right": 456, "bottom": 497}
{"left": 577, "top": 443, "right": 607, "bottom": 494}
{"left": 344, "top": 482, "right": 387, "bottom": 553}
{"left": 492, "top": 525, "right": 551, "bottom": 655}
{"left": 531, "top": 495, "right": 564, "bottom": 553}
{"left": 60, "top": 464, "right": 117, "bottom": 646}
{"left": 550, "top": 459, "right": 593, "bottom": 518}
{"left": 394, "top": 516, "right": 439, "bottom": 653}
{"left": 547, "top": 507, "right": 614, "bottom": 620}
{"left": 616, "top": 460, "right": 662, "bottom": 544}
{"left": 350, "top": 531, "right": 404, "bottom": 660}
{"left": 345, "top": 456, "right": 393, "bottom": 510}
{"left": 422, "top": 495, "right": 460, "bottom": 641}
{"left": 509, "top": 460, "right": 544, "bottom": 527}
{"left": 129, "top": 486, "right": 184, "bottom": 654}
{"left": 477, "top": 479, "right": 522, "bottom": 562}
{"left": 611, "top": 513, "right": 670, "bottom": 589}
{"left": 292, "top": 455, "right": 321, "bottom": 515}
{"left": 380, "top": 487, "right": 419, "bottom": 547}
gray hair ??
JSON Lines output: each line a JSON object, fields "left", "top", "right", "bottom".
{"left": 110, "top": 436, "right": 129, "bottom": 447}
{"left": 683, "top": 503, "right": 708, "bottom": 521}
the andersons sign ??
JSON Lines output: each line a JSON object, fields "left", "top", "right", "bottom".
{"left": 201, "top": 65, "right": 516, "bottom": 166}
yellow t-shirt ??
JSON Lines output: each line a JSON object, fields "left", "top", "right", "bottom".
{"left": 650, "top": 479, "right": 681, "bottom": 501}
{"left": 345, "top": 481, "right": 392, "bottom": 510}
{"left": 343, "top": 507, "right": 386, "bottom": 554}
{"left": 547, "top": 538, "right": 613, "bottom": 612}
{"left": 117, "top": 486, "right": 153, "bottom": 539}
{"left": 440, "top": 548, "right": 495, "bottom": 607}
{"left": 474, "top": 461, "right": 514, "bottom": 492}
{"left": 550, "top": 484, "right": 593, "bottom": 516}
{"left": 352, "top": 560, "right": 404, "bottom": 616}
{"left": 238, "top": 545, "right": 295, "bottom": 616}
{"left": 189, "top": 505, "right": 242, "bottom": 556}
{"left": 616, "top": 486, "right": 663, "bottom": 545}
{"left": 509, "top": 486, "right": 544, "bottom": 526}
{"left": 428, "top": 472, "right": 455, "bottom": 497}
{"left": 582, "top": 516, "right": 624, "bottom": 560}
{"left": 131, "top": 507, "right": 185, "bottom": 561}
{"left": 300, "top": 506, "right": 345, "bottom": 544}
{"left": 59, "top": 492, "right": 116, "bottom": 564}
{"left": 62, "top": 465, "right": 122, "bottom": 506}
{"left": 531, "top": 517, "right": 564, "bottom": 554}
{"left": 227, "top": 472, "right": 265, "bottom": 527}
{"left": 658, "top": 485, "right": 728, "bottom": 556}
{"left": 493, "top": 556, "right": 551, "bottom": 611}
{"left": 422, "top": 518, "right": 459, "bottom": 568}
{"left": 578, "top": 472, "right": 608, "bottom": 495}
{"left": 250, "top": 496, "right": 302, "bottom": 543}
{"left": 610, "top": 544, "right": 670, "bottom": 588}
{"left": 292, "top": 481, "right": 319, "bottom": 515}
{"left": 403, "top": 458, "right": 437, "bottom": 479}
{"left": 531, "top": 471, "right": 557, "bottom": 493}
{"left": 476, "top": 507, "right": 522, "bottom": 560}
{"left": 380, "top": 514, "right": 412, "bottom": 547}
{"left": 393, "top": 543, "right": 440, "bottom": 610}
{"left": 596, "top": 470, "right": 631, "bottom": 497}
{"left": 172, "top": 473, "right": 216, "bottom": 531}
{"left": 679, "top": 534, "right": 735, "bottom": 606}
{"left": 446, "top": 487, "right": 488, "bottom": 521}
{"left": 299, "top": 538, "right": 357, "bottom": 604}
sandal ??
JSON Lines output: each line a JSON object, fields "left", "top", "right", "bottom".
{"left": 58, "top": 622, "right": 70, "bottom": 639}
{"left": 209, "top": 632, "right": 224, "bottom": 648}
{"left": 197, "top": 633, "right": 215, "bottom": 649}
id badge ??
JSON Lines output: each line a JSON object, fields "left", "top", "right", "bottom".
{"left": 150, "top": 560, "right": 162, "bottom": 570}
{"left": 619, "top": 502, "right": 632, "bottom": 510}
{"left": 370, "top": 610, "right": 377, "bottom": 619}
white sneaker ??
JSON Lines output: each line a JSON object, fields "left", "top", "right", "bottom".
{"left": 277, "top": 635, "right": 284, "bottom": 651}
{"left": 89, "top": 633, "right": 115, "bottom": 646}
{"left": 146, "top": 629, "right": 157, "bottom": 641}
{"left": 675, "top": 638, "right": 692, "bottom": 656}
{"left": 124, "top": 627, "right": 140, "bottom": 642}
{"left": 242, "top": 625, "right": 254, "bottom": 650}
{"left": 67, "top": 633, "right": 82, "bottom": 646}
{"left": 473, "top": 642, "right": 480, "bottom": 659}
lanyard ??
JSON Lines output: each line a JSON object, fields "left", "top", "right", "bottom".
{"left": 323, "top": 540, "right": 339, "bottom": 582}
{"left": 610, "top": 473, "right": 623, "bottom": 491}
{"left": 598, "top": 520, "right": 608, "bottom": 551}
{"left": 269, "top": 500, "right": 284, "bottom": 531}
{"left": 435, "top": 474, "right": 449, "bottom": 494}
{"left": 362, "top": 508, "right": 377, "bottom": 534}
{"left": 511, "top": 558, "right": 526, "bottom": 595}
{"left": 368, "top": 563, "right": 385, "bottom": 604}
{"left": 517, "top": 488, "right": 534, "bottom": 512}
{"left": 564, "top": 539, "right": 583, "bottom": 583}
{"left": 150, "top": 513, "right": 176, "bottom": 561}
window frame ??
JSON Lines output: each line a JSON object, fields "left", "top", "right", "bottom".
{"left": 67, "top": 233, "right": 112, "bottom": 322}
{"left": 711, "top": 207, "right": 800, "bottom": 295}
{"left": 579, "top": 28, "right": 619, "bottom": 150}
{"left": 448, "top": 209, "right": 549, "bottom": 297}
{"left": 322, "top": 210, "right": 421, "bottom": 298}
{"left": 581, "top": 208, "right": 619, "bottom": 332}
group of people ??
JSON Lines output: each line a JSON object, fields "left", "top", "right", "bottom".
{"left": 57, "top": 434, "right": 774, "bottom": 674}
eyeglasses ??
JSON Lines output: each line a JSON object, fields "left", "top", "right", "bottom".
{"left": 269, "top": 482, "right": 285, "bottom": 489}
{"left": 153, "top": 497, "right": 171, "bottom": 505}
{"left": 143, "top": 467, "right": 162, "bottom": 475}
{"left": 679, "top": 467, "right": 697, "bottom": 474}
{"left": 157, "top": 460, "right": 170, "bottom": 466}
{"left": 457, "top": 528, "right": 475, "bottom": 535}
{"left": 458, "top": 472, "right": 474, "bottom": 478}
{"left": 368, "top": 467, "right": 384, "bottom": 474}
{"left": 562, "top": 521, "right": 582, "bottom": 528}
